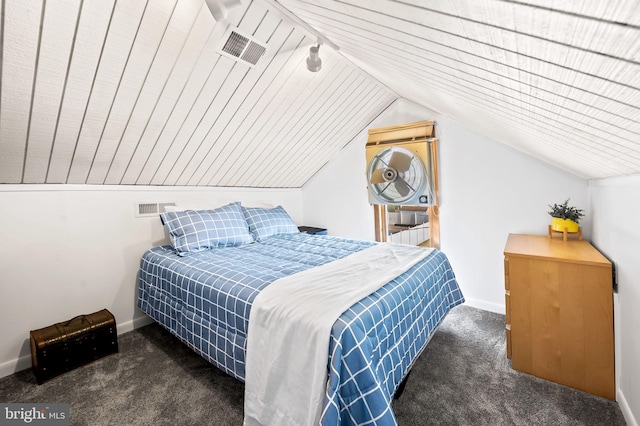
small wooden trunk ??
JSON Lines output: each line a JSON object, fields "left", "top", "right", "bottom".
{"left": 30, "top": 309, "right": 118, "bottom": 384}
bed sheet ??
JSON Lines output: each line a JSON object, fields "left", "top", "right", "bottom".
{"left": 137, "top": 233, "right": 464, "bottom": 425}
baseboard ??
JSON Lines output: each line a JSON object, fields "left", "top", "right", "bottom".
{"left": 116, "top": 314, "right": 154, "bottom": 335}
{"left": 0, "top": 354, "right": 32, "bottom": 380}
{"left": 0, "top": 315, "right": 155, "bottom": 379}
{"left": 618, "top": 388, "right": 638, "bottom": 426}
{"left": 463, "top": 297, "right": 505, "bottom": 315}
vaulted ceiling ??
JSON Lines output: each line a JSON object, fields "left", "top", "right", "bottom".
{"left": 0, "top": 0, "right": 638, "bottom": 187}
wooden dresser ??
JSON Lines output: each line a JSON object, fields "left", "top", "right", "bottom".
{"left": 503, "top": 234, "right": 614, "bottom": 399}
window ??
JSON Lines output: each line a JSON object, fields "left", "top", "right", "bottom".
{"left": 368, "top": 121, "right": 440, "bottom": 249}
{"left": 374, "top": 204, "right": 440, "bottom": 249}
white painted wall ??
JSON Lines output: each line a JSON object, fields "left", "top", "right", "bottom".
{"left": 435, "top": 110, "right": 589, "bottom": 312}
{"left": 302, "top": 99, "right": 589, "bottom": 313}
{"left": 0, "top": 185, "right": 302, "bottom": 377}
{"left": 589, "top": 176, "right": 640, "bottom": 426}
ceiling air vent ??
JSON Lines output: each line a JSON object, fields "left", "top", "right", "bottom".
{"left": 217, "top": 26, "right": 267, "bottom": 67}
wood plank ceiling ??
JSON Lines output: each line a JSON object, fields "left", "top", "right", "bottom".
{"left": 0, "top": 0, "right": 638, "bottom": 186}
{"left": 277, "top": 0, "right": 640, "bottom": 180}
{"left": 0, "top": 0, "right": 395, "bottom": 187}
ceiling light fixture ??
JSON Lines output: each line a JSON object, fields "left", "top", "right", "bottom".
{"left": 306, "top": 43, "right": 322, "bottom": 72}
{"left": 205, "top": 0, "right": 242, "bottom": 22}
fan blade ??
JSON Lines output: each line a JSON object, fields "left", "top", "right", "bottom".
{"left": 395, "top": 178, "right": 410, "bottom": 197}
{"left": 371, "top": 168, "right": 386, "bottom": 184}
{"left": 388, "top": 151, "right": 412, "bottom": 173}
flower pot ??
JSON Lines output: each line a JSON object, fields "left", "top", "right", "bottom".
{"left": 551, "top": 217, "right": 579, "bottom": 233}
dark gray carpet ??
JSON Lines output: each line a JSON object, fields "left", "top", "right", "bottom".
{"left": 0, "top": 305, "right": 626, "bottom": 425}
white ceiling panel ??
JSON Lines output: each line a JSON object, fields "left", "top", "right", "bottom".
{"left": 46, "top": 0, "right": 116, "bottom": 184}
{"left": 85, "top": 0, "right": 179, "bottom": 185}
{"left": 66, "top": 0, "right": 149, "bottom": 184}
{"left": 521, "top": 0, "right": 640, "bottom": 26}
{"left": 0, "top": 0, "right": 42, "bottom": 183}
{"left": 118, "top": 5, "right": 217, "bottom": 185}
{"left": 0, "top": 0, "right": 639, "bottom": 186}
{"left": 148, "top": 55, "right": 238, "bottom": 185}
{"left": 133, "top": 24, "right": 231, "bottom": 186}
{"left": 23, "top": 0, "right": 80, "bottom": 183}
{"left": 103, "top": 0, "right": 205, "bottom": 185}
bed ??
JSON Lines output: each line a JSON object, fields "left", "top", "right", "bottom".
{"left": 137, "top": 202, "right": 464, "bottom": 425}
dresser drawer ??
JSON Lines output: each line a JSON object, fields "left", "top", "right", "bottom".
{"left": 506, "top": 324, "right": 512, "bottom": 359}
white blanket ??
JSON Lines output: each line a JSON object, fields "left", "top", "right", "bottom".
{"left": 243, "top": 243, "right": 433, "bottom": 426}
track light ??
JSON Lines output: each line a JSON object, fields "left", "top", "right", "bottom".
{"left": 306, "top": 44, "right": 322, "bottom": 72}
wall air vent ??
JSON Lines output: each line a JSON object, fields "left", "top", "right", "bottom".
{"left": 135, "top": 202, "right": 176, "bottom": 218}
{"left": 217, "top": 26, "right": 267, "bottom": 67}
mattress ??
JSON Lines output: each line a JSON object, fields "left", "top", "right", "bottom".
{"left": 137, "top": 232, "right": 464, "bottom": 425}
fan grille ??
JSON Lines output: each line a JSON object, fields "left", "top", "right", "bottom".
{"left": 367, "top": 147, "right": 428, "bottom": 204}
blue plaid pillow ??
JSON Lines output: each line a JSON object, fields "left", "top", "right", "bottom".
{"left": 160, "top": 202, "right": 253, "bottom": 255}
{"left": 242, "top": 205, "right": 299, "bottom": 241}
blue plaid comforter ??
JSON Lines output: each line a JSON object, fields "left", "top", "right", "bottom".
{"left": 137, "top": 233, "right": 464, "bottom": 425}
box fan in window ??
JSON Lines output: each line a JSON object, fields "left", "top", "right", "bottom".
{"left": 365, "top": 121, "right": 437, "bottom": 206}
